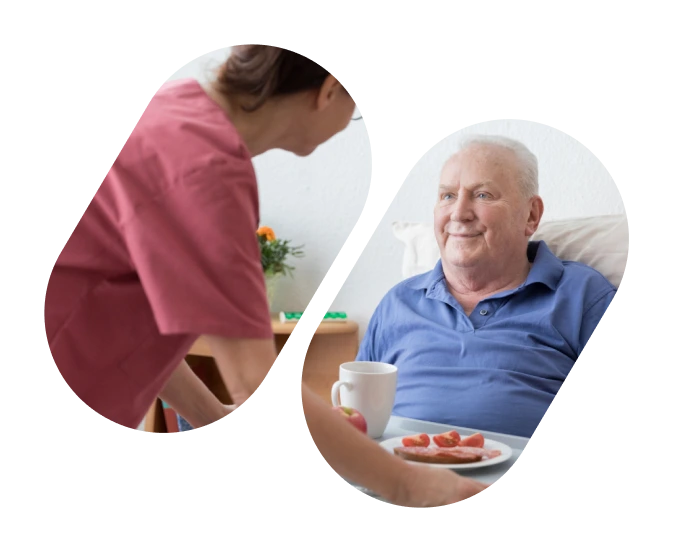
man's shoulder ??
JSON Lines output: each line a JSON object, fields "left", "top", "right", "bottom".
{"left": 559, "top": 259, "right": 617, "bottom": 294}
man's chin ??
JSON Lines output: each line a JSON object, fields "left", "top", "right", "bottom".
{"left": 442, "top": 249, "right": 480, "bottom": 269}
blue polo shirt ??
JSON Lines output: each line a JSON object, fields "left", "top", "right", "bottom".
{"left": 356, "top": 241, "right": 616, "bottom": 438}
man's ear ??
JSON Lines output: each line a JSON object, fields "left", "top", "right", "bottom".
{"left": 525, "top": 196, "right": 544, "bottom": 237}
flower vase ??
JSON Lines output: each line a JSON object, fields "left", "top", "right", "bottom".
{"left": 264, "top": 272, "right": 281, "bottom": 309}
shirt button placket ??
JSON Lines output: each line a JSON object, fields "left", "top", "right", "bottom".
{"left": 472, "top": 307, "right": 490, "bottom": 329}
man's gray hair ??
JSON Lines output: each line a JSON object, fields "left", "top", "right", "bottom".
{"left": 458, "top": 134, "right": 539, "bottom": 198}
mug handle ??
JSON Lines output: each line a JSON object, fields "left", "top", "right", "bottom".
{"left": 331, "top": 381, "right": 353, "bottom": 407}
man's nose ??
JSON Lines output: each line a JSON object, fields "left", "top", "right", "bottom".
{"left": 450, "top": 194, "right": 474, "bottom": 221}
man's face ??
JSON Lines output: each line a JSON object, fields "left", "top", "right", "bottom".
{"left": 433, "top": 144, "right": 541, "bottom": 272}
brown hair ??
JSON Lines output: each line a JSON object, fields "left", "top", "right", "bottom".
{"left": 214, "top": 45, "right": 330, "bottom": 112}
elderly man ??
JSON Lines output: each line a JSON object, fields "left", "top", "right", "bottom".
{"left": 356, "top": 135, "right": 616, "bottom": 438}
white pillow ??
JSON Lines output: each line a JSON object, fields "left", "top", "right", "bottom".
{"left": 392, "top": 214, "right": 628, "bottom": 287}
{"left": 392, "top": 221, "right": 438, "bottom": 279}
{"left": 531, "top": 214, "right": 628, "bottom": 287}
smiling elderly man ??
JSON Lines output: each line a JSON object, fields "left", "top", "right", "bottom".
{"left": 356, "top": 135, "right": 616, "bottom": 438}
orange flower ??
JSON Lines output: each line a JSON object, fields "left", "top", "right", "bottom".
{"left": 257, "top": 226, "right": 276, "bottom": 241}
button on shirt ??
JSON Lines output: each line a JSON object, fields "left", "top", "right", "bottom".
{"left": 356, "top": 241, "right": 616, "bottom": 438}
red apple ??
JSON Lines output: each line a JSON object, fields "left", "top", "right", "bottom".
{"left": 332, "top": 406, "right": 368, "bottom": 434}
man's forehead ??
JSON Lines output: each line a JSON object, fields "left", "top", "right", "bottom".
{"left": 439, "top": 145, "right": 518, "bottom": 185}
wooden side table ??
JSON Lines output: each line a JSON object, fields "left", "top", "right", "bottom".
{"left": 143, "top": 313, "right": 359, "bottom": 431}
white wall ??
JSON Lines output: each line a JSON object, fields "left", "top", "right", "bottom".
{"left": 155, "top": 49, "right": 631, "bottom": 344}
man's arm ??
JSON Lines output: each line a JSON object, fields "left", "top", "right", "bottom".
{"left": 579, "top": 289, "right": 616, "bottom": 352}
{"left": 159, "top": 359, "right": 232, "bottom": 428}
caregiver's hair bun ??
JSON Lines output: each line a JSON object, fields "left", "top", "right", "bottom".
{"left": 215, "top": 45, "right": 330, "bottom": 112}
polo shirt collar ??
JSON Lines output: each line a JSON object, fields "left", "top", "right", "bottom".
{"left": 524, "top": 240, "right": 563, "bottom": 291}
{"left": 407, "top": 240, "right": 563, "bottom": 297}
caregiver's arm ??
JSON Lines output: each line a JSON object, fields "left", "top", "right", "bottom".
{"left": 202, "top": 337, "right": 488, "bottom": 506}
{"left": 159, "top": 359, "right": 232, "bottom": 428}
{"left": 300, "top": 383, "right": 487, "bottom": 508}
{"left": 303, "top": 385, "right": 406, "bottom": 500}
{"left": 303, "top": 386, "right": 489, "bottom": 507}
{"left": 205, "top": 335, "right": 277, "bottom": 406}
{"left": 206, "top": 336, "right": 414, "bottom": 500}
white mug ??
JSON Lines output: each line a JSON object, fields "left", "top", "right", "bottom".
{"left": 331, "top": 361, "right": 398, "bottom": 438}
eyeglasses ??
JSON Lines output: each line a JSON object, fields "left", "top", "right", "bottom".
{"left": 351, "top": 106, "right": 363, "bottom": 121}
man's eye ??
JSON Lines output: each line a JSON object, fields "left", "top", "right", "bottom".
{"left": 476, "top": 192, "right": 490, "bottom": 199}
{"left": 441, "top": 193, "right": 454, "bottom": 200}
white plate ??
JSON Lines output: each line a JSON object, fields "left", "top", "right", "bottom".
{"left": 379, "top": 434, "right": 513, "bottom": 470}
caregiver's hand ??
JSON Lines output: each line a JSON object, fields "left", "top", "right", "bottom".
{"left": 396, "top": 463, "right": 489, "bottom": 507}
